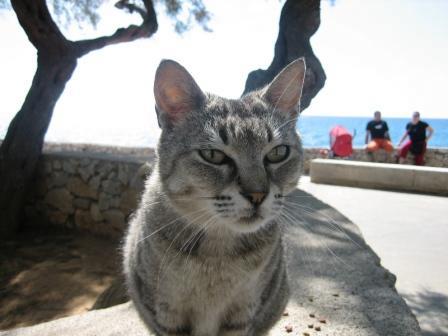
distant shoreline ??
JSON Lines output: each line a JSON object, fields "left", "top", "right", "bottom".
{"left": 0, "top": 140, "right": 447, "bottom": 152}
{"left": 1, "top": 117, "right": 447, "bottom": 148}
{"left": 300, "top": 115, "right": 448, "bottom": 120}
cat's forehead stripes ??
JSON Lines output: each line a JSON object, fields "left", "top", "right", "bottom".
{"left": 218, "top": 126, "right": 229, "bottom": 145}
{"left": 211, "top": 117, "right": 274, "bottom": 147}
{"left": 205, "top": 96, "right": 276, "bottom": 146}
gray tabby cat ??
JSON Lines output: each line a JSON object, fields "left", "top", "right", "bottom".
{"left": 123, "top": 58, "right": 306, "bottom": 336}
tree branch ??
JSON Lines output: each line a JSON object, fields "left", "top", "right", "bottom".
{"left": 10, "top": 0, "right": 69, "bottom": 53}
{"left": 115, "top": 0, "right": 147, "bottom": 20}
{"left": 74, "top": 0, "right": 158, "bottom": 57}
{"left": 243, "top": 0, "right": 326, "bottom": 112}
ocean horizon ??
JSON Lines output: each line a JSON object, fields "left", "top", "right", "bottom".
{"left": 297, "top": 116, "right": 448, "bottom": 148}
{"left": 1, "top": 115, "right": 447, "bottom": 149}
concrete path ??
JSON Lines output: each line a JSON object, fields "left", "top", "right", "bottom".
{"left": 299, "top": 176, "right": 448, "bottom": 336}
{"left": 1, "top": 188, "right": 420, "bottom": 336}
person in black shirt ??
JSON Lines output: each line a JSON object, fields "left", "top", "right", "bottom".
{"left": 397, "top": 111, "right": 434, "bottom": 165}
{"left": 365, "top": 111, "right": 393, "bottom": 158}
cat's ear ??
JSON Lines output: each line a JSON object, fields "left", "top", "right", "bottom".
{"left": 263, "top": 58, "right": 306, "bottom": 115}
{"left": 154, "top": 60, "right": 205, "bottom": 128}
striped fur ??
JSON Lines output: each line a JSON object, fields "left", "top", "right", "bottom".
{"left": 124, "top": 59, "right": 305, "bottom": 336}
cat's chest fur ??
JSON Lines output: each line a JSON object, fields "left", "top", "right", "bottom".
{"left": 157, "top": 251, "right": 261, "bottom": 311}
{"left": 130, "top": 218, "right": 280, "bottom": 336}
{"left": 141, "top": 216, "right": 278, "bottom": 309}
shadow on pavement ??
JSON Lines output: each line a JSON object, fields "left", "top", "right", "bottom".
{"left": 402, "top": 289, "right": 448, "bottom": 336}
{"left": 276, "top": 188, "right": 420, "bottom": 335}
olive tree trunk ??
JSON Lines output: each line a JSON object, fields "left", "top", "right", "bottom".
{"left": 0, "top": 52, "right": 77, "bottom": 238}
{"left": 244, "top": 0, "right": 326, "bottom": 111}
{"left": 0, "top": 0, "right": 158, "bottom": 239}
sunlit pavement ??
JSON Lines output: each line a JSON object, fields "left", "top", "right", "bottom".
{"left": 2, "top": 183, "right": 422, "bottom": 335}
{"left": 299, "top": 175, "right": 448, "bottom": 336}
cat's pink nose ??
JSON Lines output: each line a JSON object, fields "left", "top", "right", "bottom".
{"left": 241, "top": 192, "right": 267, "bottom": 205}
{"left": 250, "top": 192, "right": 266, "bottom": 204}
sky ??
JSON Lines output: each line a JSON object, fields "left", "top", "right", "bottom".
{"left": 0, "top": 0, "right": 447, "bottom": 146}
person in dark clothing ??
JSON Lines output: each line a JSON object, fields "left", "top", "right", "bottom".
{"left": 365, "top": 111, "right": 393, "bottom": 159}
{"left": 397, "top": 111, "right": 434, "bottom": 165}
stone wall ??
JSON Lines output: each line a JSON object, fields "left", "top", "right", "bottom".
{"left": 26, "top": 149, "right": 154, "bottom": 238}
{"left": 24, "top": 143, "right": 448, "bottom": 237}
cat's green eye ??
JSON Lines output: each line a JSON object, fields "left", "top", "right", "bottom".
{"left": 199, "top": 149, "right": 228, "bottom": 165}
{"left": 265, "top": 145, "right": 290, "bottom": 164}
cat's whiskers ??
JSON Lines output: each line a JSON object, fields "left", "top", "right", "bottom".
{"left": 171, "top": 196, "right": 217, "bottom": 201}
{"left": 183, "top": 215, "right": 219, "bottom": 270}
{"left": 283, "top": 200, "right": 343, "bottom": 236}
{"left": 277, "top": 194, "right": 314, "bottom": 198}
{"left": 284, "top": 208, "right": 350, "bottom": 268}
{"left": 282, "top": 199, "right": 363, "bottom": 249}
{"left": 280, "top": 205, "right": 351, "bottom": 268}
{"left": 156, "top": 209, "right": 212, "bottom": 288}
{"left": 273, "top": 117, "right": 299, "bottom": 136}
{"left": 159, "top": 214, "right": 225, "bottom": 284}
{"left": 172, "top": 214, "right": 217, "bottom": 270}
{"left": 277, "top": 213, "right": 317, "bottom": 276}
{"left": 138, "top": 207, "right": 207, "bottom": 244}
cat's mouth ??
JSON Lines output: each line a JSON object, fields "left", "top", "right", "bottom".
{"left": 239, "top": 213, "right": 262, "bottom": 224}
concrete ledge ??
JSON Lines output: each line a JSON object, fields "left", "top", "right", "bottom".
{"left": 310, "top": 159, "right": 448, "bottom": 195}
{"left": 1, "top": 189, "right": 420, "bottom": 336}
{"left": 303, "top": 147, "right": 448, "bottom": 174}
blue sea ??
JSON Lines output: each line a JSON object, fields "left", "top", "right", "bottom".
{"left": 298, "top": 116, "right": 448, "bottom": 148}
{"left": 1, "top": 115, "right": 447, "bottom": 148}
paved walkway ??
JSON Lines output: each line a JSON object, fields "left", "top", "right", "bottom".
{"left": 299, "top": 176, "right": 448, "bottom": 336}
{"left": 2, "top": 187, "right": 420, "bottom": 336}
